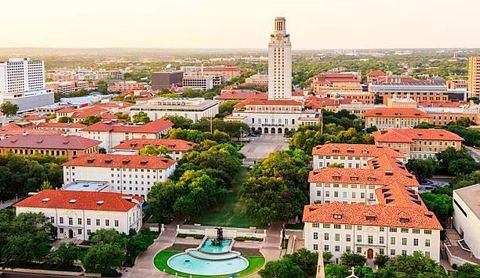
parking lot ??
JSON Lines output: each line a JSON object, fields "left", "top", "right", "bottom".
{"left": 240, "top": 134, "right": 289, "bottom": 166}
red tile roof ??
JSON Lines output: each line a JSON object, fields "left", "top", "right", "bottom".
{"left": 304, "top": 96, "right": 352, "bottom": 109}
{"left": 113, "top": 139, "right": 195, "bottom": 152}
{"left": 418, "top": 101, "right": 467, "bottom": 108}
{"left": 81, "top": 119, "right": 174, "bottom": 134}
{"left": 22, "top": 114, "right": 45, "bottom": 121}
{"left": 312, "top": 143, "right": 403, "bottom": 158}
{"left": 373, "top": 129, "right": 464, "bottom": 143}
{"left": 64, "top": 153, "right": 176, "bottom": 169}
{"left": 303, "top": 202, "right": 442, "bottom": 230}
{"left": 37, "top": 122, "right": 87, "bottom": 129}
{"left": 364, "top": 108, "right": 430, "bottom": 118}
{"left": 367, "top": 70, "right": 387, "bottom": 77}
{"left": 16, "top": 190, "right": 142, "bottom": 212}
{"left": 0, "top": 134, "right": 101, "bottom": 150}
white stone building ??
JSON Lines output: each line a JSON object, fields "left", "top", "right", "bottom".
{"left": 130, "top": 97, "right": 219, "bottom": 123}
{"left": 15, "top": 190, "right": 143, "bottom": 240}
{"left": 112, "top": 138, "right": 195, "bottom": 161}
{"left": 268, "top": 17, "right": 292, "bottom": 100}
{"left": 63, "top": 153, "right": 176, "bottom": 199}
{"left": 0, "top": 58, "right": 54, "bottom": 112}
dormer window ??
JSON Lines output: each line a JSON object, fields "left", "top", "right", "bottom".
{"left": 333, "top": 214, "right": 342, "bottom": 219}
{"left": 400, "top": 217, "right": 410, "bottom": 223}
{"left": 350, "top": 176, "right": 359, "bottom": 181}
{"left": 332, "top": 175, "right": 341, "bottom": 181}
{"left": 366, "top": 215, "right": 376, "bottom": 221}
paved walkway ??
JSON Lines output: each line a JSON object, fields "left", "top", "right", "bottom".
{"left": 125, "top": 225, "right": 177, "bottom": 278}
{"left": 241, "top": 135, "right": 289, "bottom": 165}
{"left": 259, "top": 223, "right": 283, "bottom": 262}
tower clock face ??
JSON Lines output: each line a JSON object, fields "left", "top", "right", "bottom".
{"left": 276, "top": 33, "right": 283, "bottom": 40}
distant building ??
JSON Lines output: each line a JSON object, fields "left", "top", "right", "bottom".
{"left": 63, "top": 154, "right": 176, "bottom": 199}
{"left": 364, "top": 108, "right": 431, "bottom": 130}
{"left": 373, "top": 129, "right": 463, "bottom": 159}
{"left": 468, "top": 56, "right": 480, "bottom": 99}
{"left": 108, "top": 81, "right": 145, "bottom": 93}
{"left": 181, "top": 65, "right": 241, "bottom": 81}
{"left": 215, "top": 89, "right": 267, "bottom": 102}
{"left": 80, "top": 119, "right": 174, "bottom": 151}
{"left": 447, "top": 79, "right": 468, "bottom": 90}
{"left": 15, "top": 190, "right": 143, "bottom": 240}
{"left": 130, "top": 97, "right": 219, "bottom": 123}
{"left": 0, "top": 134, "right": 100, "bottom": 159}
{"left": 36, "top": 122, "right": 87, "bottom": 135}
{"left": 449, "top": 184, "right": 480, "bottom": 265}
{"left": 421, "top": 106, "right": 480, "bottom": 125}
{"left": 112, "top": 138, "right": 195, "bottom": 160}
{"left": 369, "top": 77, "right": 448, "bottom": 104}
{"left": 245, "top": 73, "right": 268, "bottom": 86}
{"left": 311, "top": 72, "right": 362, "bottom": 94}
{"left": 182, "top": 75, "right": 217, "bottom": 90}
{"left": 151, "top": 71, "right": 183, "bottom": 90}
{"left": 0, "top": 58, "right": 54, "bottom": 112}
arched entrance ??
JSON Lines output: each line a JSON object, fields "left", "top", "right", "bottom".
{"left": 367, "top": 248, "right": 374, "bottom": 259}
{"left": 271, "top": 127, "right": 276, "bottom": 134}
{"left": 264, "top": 127, "right": 269, "bottom": 134}
{"left": 278, "top": 128, "right": 283, "bottom": 133}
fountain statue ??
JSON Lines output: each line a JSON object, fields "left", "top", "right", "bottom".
{"left": 211, "top": 227, "right": 224, "bottom": 246}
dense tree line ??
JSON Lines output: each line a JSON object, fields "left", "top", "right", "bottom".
{"left": 163, "top": 115, "right": 249, "bottom": 139}
{"left": 241, "top": 149, "right": 309, "bottom": 225}
{"left": 0, "top": 154, "right": 65, "bottom": 200}
{"left": 148, "top": 140, "right": 243, "bottom": 220}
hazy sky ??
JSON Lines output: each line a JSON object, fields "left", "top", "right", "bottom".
{"left": 1, "top": 0, "right": 478, "bottom": 49}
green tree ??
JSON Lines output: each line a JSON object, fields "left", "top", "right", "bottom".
{"left": 420, "top": 192, "right": 453, "bottom": 224}
{"left": 162, "top": 115, "right": 193, "bottom": 129}
{"left": 374, "top": 254, "right": 389, "bottom": 268}
{"left": 58, "top": 116, "right": 73, "bottom": 123}
{"left": 260, "top": 259, "right": 304, "bottom": 278}
{"left": 0, "top": 101, "right": 19, "bottom": 117}
{"left": 132, "top": 112, "right": 151, "bottom": 124}
{"left": 115, "top": 112, "right": 130, "bottom": 120}
{"left": 139, "top": 145, "right": 168, "bottom": 156}
{"left": 97, "top": 80, "right": 108, "bottom": 94}
{"left": 406, "top": 158, "right": 437, "bottom": 182}
{"left": 82, "top": 243, "right": 125, "bottom": 272}
{"left": 340, "top": 252, "right": 366, "bottom": 267}
{"left": 451, "top": 263, "right": 480, "bottom": 278}
{"left": 323, "top": 251, "right": 333, "bottom": 264}
{"left": 49, "top": 243, "right": 81, "bottom": 268}
{"left": 218, "top": 100, "right": 240, "bottom": 118}
{"left": 383, "top": 251, "right": 446, "bottom": 278}
{"left": 325, "top": 264, "right": 349, "bottom": 278}
{"left": 41, "top": 180, "right": 54, "bottom": 190}
{"left": 284, "top": 248, "right": 318, "bottom": 277}
{"left": 80, "top": 115, "right": 102, "bottom": 126}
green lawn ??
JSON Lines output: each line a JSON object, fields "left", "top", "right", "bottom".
{"left": 153, "top": 250, "right": 265, "bottom": 278}
{"left": 189, "top": 167, "right": 264, "bottom": 228}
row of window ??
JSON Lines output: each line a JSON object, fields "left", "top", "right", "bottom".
{"left": 312, "top": 223, "right": 432, "bottom": 234}
{"left": 312, "top": 244, "right": 431, "bottom": 258}
{"left": 55, "top": 216, "right": 119, "bottom": 227}
{"left": 313, "top": 232, "right": 431, "bottom": 247}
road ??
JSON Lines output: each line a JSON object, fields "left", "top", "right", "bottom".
{"left": 240, "top": 135, "right": 289, "bottom": 165}
{"left": 465, "top": 146, "right": 480, "bottom": 162}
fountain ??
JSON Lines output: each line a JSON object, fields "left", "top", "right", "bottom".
{"left": 211, "top": 227, "right": 224, "bottom": 246}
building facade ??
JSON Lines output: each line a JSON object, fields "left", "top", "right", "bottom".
{"left": 112, "top": 138, "right": 195, "bottom": 160}
{"left": 15, "top": 190, "right": 142, "bottom": 240}
{"left": 364, "top": 108, "right": 431, "bottom": 130}
{"left": 130, "top": 97, "right": 219, "bottom": 123}
{"left": 0, "top": 58, "right": 54, "bottom": 112}
{"left": 182, "top": 75, "right": 216, "bottom": 90}
{"left": 151, "top": 71, "right": 184, "bottom": 90}
{"left": 373, "top": 129, "right": 463, "bottom": 159}
{"left": 63, "top": 154, "right": 176, "bottom": 199}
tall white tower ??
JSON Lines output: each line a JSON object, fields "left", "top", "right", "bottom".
{"left": 268, "top": 17, "right": 292, "bottom": 100}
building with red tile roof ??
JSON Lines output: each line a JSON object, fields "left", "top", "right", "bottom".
{"left": 0, "top": 123, "right": 63, "bottom": 139}
{"left": 311, "top": 72, "right": 363, "bottom": 94}
{"left": 112, "top": 138, "right": 195, "bottom": 160}
{"left": 16, "top": 189, "right": 143, "bottom": 240}
{"left": 305, "top": 142, "right": 442, "bottom": 261}
{"left": 80, "top": 119, "right": 174, "bottom": 151}
{"left": 373, "top": 128, "right": 463, "bottom": 159}
{"left": 36, "top": 122, "right": 87, "bottom": 135}
{"left": 215, "top": 89, "right": 268, "bottom": 101}
{"left": 364, "top": 108, "right": 431, "bottom": 130}
{"left": 63, "top": 153, "right": 176, "bottom": 199}
{"left": 0, "top": 134, "right": 100, "bottom": 159}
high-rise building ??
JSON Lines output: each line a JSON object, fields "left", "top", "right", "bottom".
{"left": 468, "top": 56, "right": 480, "bottom": 99}
{"left": 0, "top": 58, "right": 54, "bottom": 112}
{"left": 268, "top": 17, "right": 292, "bottom": 100}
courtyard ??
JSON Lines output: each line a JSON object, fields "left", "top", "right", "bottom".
{"left": 240, "top": 134, "right": 289, "bottom": 166}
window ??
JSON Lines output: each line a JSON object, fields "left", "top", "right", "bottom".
{"left": 402, "top": 250, "right": 407, "bottom": 255}
{"left": 425, "top": 239, "right": 431, "bottom": 247}
{"left": 69, "top": 218, "right": 73, "bottom": 225}
{"left": 425, "top": 251, "right": 430, "bottom": 258}
{"left": 379, "top": 236, "right": 384, "bottom": 244}
{"left": 379, "top": 227, "right": 385, "bottom": 232}
{"left": 414, "top": 239, "right": 419, "bottom": 246}
{"left": 368, "top": 236, "right": 374, "bottom": 244}
{"left": 335, "top": 234, "right": 340, "bottom": 241}
{"left": 390, "top": 228, "right": 397, "bottom": 232}
{"left": 357, "top": 235, "right": 362, "bottom": 243}
{"left": 357, "top": 247, "right": 362, "bottom": 254}
{"left": 59, "top": 228, "right": 64, "bottom": 234}
{"left": 401, "top": 228, "right": 408, "bottom": 233}
{"left": 390, "top": 249, "right": 396, "bottom": 256}
{"left": 87, "top": 229, "right": 91, "bottom": 235}
{"left": 313, "top": 232, "right": 318, "bottom": 240}
{"left": 324, "top": 245, "right": 329, "bottom": 251}
{"left": 424, "top": 229, "right": 432, "bottom": 234}
{"left": 379, "top": 248, "right": 385, "bottom": 255}
{"left": 334, "top": 224, "right": 341, "bottom": 229}
{"left": 402, "top": 238, "right": 407, "bottom": 246}
{"left": 335, "top": 246, "right": 340, "bottom": 252}
{"left": 78, "top": 229, "right": 82, "bottom": 235}
{"left": 78, "top": 218, "right": 82, "bottom": 225}
{"left": 313, "top": 244, "right": 318, "bottom": 251}
{"left": 412, "top": 229, "right": 420, "bottom": 234}
{"left": 115, "top": 220, "right": 119, "bottom": 227}
{"left": 323, "top": 223, "right": 330, "bottom": 228}
{"left": 346, "top": 234, "right": 351, "bottom": 242}
{"left": 50, "top": 216, "right": 54, "bottom": 223}
{"left": 87, "top": 218, "right": 91, "bottom": 225}
{"left": 391, "top": 237, "right": 396, "bottom": 245}
{"left": 96, "top": 219, "right": 100, "bottom": 226}
{"left": 345, "top": 225, "right": 352, "bottom": 230}
{"left": 357, "top": 225, "right": 362, "bottom": 231}
{"left": 105, "top": 219, "right": 110, "bottom": 226}
{"left": 324, "top": 233, "right": 329, "bottom": 240}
